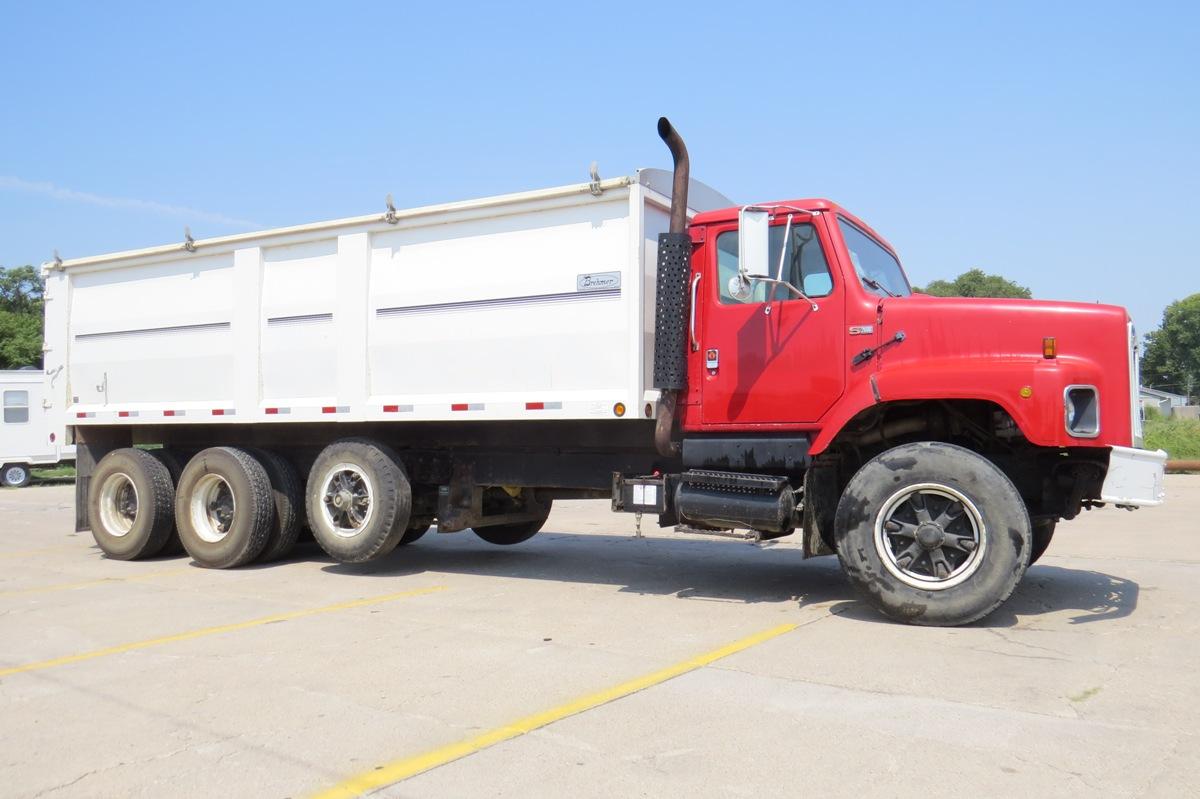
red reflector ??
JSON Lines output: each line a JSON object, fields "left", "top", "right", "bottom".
{"left": 163, "top": 410, "right": 177, "bottom": 417}
{"left": 118, "top": 411, "right": 130, "bottom": 418}
{"left": 76, "top": 412, "right": 86, "bottom": 419}
{"left": 525, "top": 402, "right": 545, "bottom": 410}
{"left": 322, "top": 406, "right": 337, "bottom": 414}
{"left": 383, "top": 405, "right": 399, "bottom": 413}
{"left": 265, "top": 407, "right": 279, "bottom": 415}
{"left": 212, "top": 409, "right": 225, "bottom": 416}
{"left": 451, "top": 403, "right": 469, "bottom": 411}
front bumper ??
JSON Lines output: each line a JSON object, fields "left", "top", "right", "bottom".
{"left": 1100, "top": 445, "right": 1167, "bottom": 507}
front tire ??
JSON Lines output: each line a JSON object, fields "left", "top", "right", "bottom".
{"left": 175, "top": 447, "right": 274, "bottom": 568}
{"left": 473, "top": 499, "right": 552, "bottom": 546}
{"left": 90, "top": 449, "right": 175, "bottom": 560}
{"left": 306, "top": 439, "right": 412, "bottom": 563}
{"left": 834, "top": 442, "right": 1031, "bottom": 626}
{"left": 2, "top": 463, "right": 32, "bottom": 488}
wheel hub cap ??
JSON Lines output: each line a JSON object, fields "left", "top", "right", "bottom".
{"left": 916, "top": 522, "right": 945, "bottom": 549}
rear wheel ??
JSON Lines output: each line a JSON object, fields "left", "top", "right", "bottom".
{"left": 2, "top": 463, "right": 32, "bottom": 488}
{"left": 89, "top": 449, "right": 175, "bottom": 560}
{"left": 1030, "top": 519, "right": 1056, "bottom": 565}
{"left": 834, "top": 442, "right": 1031, "bottom": 626}
{"left": 249, "top": 448, "right": 303, "bottom": 562}
{"left": 175, "top": 447, "right": 274, "bottom": 568}
{"left": 148, "top": 449, "right": 187, "bottom": 554}
{"left": 306, "top": 439, "right": 411, "bottom": 563}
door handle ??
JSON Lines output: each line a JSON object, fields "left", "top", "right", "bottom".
{"left": 689, "top": 273, "right": 701, "bottom": 351}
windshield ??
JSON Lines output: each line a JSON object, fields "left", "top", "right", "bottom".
{"left": 838, "top": 217, "right": 911, "bottom": 297}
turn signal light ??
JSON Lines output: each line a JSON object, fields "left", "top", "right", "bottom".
{"left": 1043, "top": 337, "right": 1057, "bottom": 359}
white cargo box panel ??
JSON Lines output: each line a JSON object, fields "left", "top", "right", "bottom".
{"left": 45, "top": 170, "right": 732, "bottom": 426}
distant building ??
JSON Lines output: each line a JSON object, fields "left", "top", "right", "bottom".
{"left": 1140, "top": 386, "right": 1190, "bottom": 418}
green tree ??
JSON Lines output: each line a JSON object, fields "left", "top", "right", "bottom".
{"left": 0, "top": 265, "right": 45, "bottom": 369}
{"left": 917, "top": 268, "right": 1032, "bottom": 299}
{"left": 1141, "top": 293, "right": 1200, "bottom": 402}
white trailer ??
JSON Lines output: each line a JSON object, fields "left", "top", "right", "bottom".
{"left": 1, "top": 369, "right": 75, "bottom": 487}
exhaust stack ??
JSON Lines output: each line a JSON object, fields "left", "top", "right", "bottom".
{"left": 652, "top": 117, "right": 692, "bottom": 458}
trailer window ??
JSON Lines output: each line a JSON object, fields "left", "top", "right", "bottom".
{"left": 837, "top": 218, "right": 911, "bottom": 297}
{"left": 716, "top": 224, "right": 833, "bottom": 305}
{"left": 3, "top": 390, "right": 29, "bottom": 424}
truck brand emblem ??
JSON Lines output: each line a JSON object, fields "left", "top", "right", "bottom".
{"left": 576, "top": 272, "right": 621, "bottom": 292}
{"left": 849, "top": 325, "right": 874, "bottom": 336}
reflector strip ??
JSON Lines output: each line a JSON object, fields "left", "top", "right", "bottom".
{"left": 117, "top": 411, "right": 140, "bottom": 418}
{"left": 383, "top": 405, "right": 414, "bottom": 413}
{"left": 264, "top": 407, "right": 291, "bottom": 415}
{"left": 163, "top": 410, "right": 185, "bottom": 417}
{"left": 451, "top": 403, "right": 485, "bottom": 411}
{"left": 75, "top": 412, "right": 94, "bottom": 419}
{"left": 211, "top": 409, "right": 235, "bottom": 417}
{"left": 322, "top": 406, "right": 350, "bottom": 414}
{"left": 525, "top": 401, "right": 562, "bottom": 410}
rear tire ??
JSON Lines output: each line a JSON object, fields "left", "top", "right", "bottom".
{"left": 175, "top": 447, "right": 274, "bottom": 569}
{"left": 834, "top": 441, "right": 1031, "bottom": 626}
{"left": 473, "top": 499, "right": 552, "bottom": 546}
{"left": 148, "top": 449, "right": 187, "bottom": 555}
{"left": 89, "top": 449, "right": 175, "bottom": 560}
{"left": 1030, "top": 519, "right": 1056, "bottom": 565}
{"left": 2, "top": 463, "right": 32, "bottom": 488}
{"left": 249, "top": 448, "right": 303, "bottom": 562}
{"left": 306, "top": 438, "right": 412, "bottom": 563}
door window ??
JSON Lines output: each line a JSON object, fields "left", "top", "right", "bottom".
{"left": 716, "top": 224, "right": 833, "bottom": 305}
{"left": 3, "top": 390, "right": 29, "bottom": 424}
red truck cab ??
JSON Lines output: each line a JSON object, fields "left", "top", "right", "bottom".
{"left": 649, "top": 186, "right": 1165, "bottom": 625}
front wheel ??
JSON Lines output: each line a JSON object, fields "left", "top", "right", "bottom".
{"left": 834, "top": 442, "right": 1031, "bottom": 626}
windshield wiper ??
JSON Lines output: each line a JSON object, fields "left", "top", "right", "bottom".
{"left": 862, "top": 276, "right": 898, "bottom": 298}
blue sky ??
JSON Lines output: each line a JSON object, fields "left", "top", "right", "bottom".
{"left": 1, "top": 1, "right": 1196, "bottom": 336}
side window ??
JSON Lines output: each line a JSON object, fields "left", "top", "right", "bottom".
{"left": 3, "top": 390, "right": 30, "bottom": 424}
{"left": 716, "top": 224, "right": 833, "bottom": 305}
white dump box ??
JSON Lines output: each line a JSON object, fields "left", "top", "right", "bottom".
{"left": 43, "top": 170, "right": 731, "bottom": 430}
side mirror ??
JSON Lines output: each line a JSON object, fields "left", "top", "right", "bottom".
{"left": 738, "top": 207, "right": 770, "bottom": 283}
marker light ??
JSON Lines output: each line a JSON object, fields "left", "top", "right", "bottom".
{"left": 613, "top": 402, "right": 626, "bottom": 417}
{"left": 1043, "top": 337, "right": 1057, "bottom": 359}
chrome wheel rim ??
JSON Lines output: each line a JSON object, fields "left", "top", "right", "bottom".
{"left": 874, "top": 483, "right": 986, "bottom": 591}
{"left": 190, "top": 474, "right": 236, "bottom": 543}
{"left": 320, "top": 463, "right": 375, "bottom": 538}
{"left": 98, "top": 472, "right": 138, "bottom": 536}
{"left": 4, "top": 466, "right": 27, "bottom": 486}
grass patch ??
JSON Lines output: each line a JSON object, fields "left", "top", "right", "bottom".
{"left": 31, "top": 464, "right": 76, "bottom": 480}
{"left": 1144, "top": 417, "right": 1200, "bottom": 459}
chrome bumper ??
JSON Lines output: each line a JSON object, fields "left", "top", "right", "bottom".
{"left": 1100, "top": 446, "right": 1167, "bottom": 507}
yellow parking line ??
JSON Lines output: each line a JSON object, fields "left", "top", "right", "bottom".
{"left": 313, "top": 621, "right": 798, "bottom": 799}
{"left": 0, "top": 567, "right": 195, "bottom": 597}
{"left": 0, "top": 585, "right": 447, "bottom": 679}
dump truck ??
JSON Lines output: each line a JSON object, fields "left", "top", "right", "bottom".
{"left": 41, "top": 119, "right": 1166, "bottom": 625}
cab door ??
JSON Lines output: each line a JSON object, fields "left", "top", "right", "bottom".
{"left": 698, "top": 215, "right": 845, "bottom": 426}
